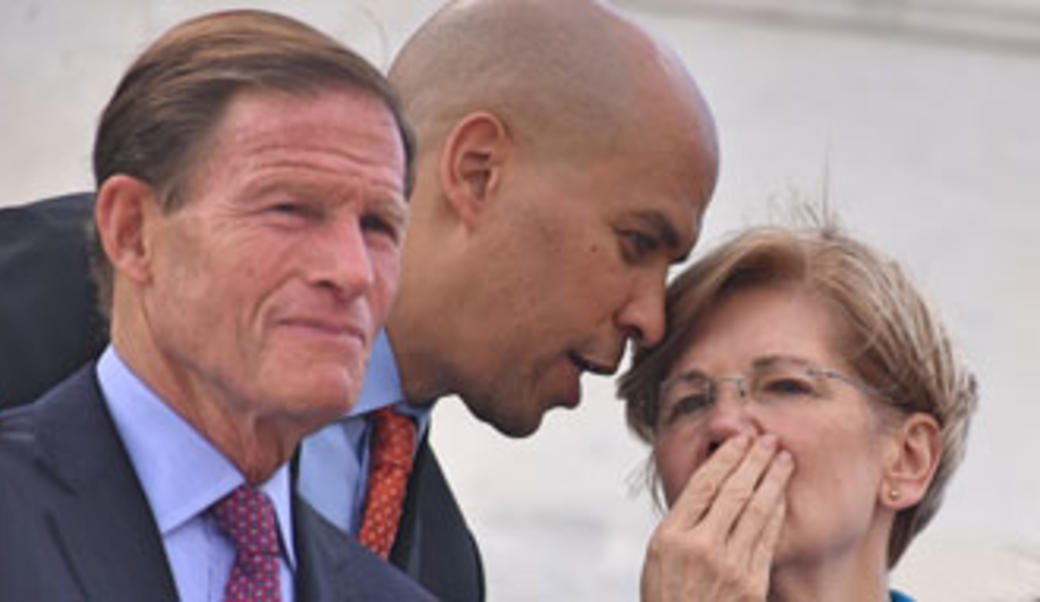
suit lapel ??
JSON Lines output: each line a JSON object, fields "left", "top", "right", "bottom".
{"left": 294, "top": 494, "right": 356, "bottom": 602}
{"left": 295, "top": 493, "right": 436, "bottom": 602}
{"left": 390, "top": 435, "right": 486, "bottom": 601}
{"left": 34, "top": 366, "right": 178, "bottom": 601}
{"left": 390, "top": 434, "right": 430, "bottom": 574}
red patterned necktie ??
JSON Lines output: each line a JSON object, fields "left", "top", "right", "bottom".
{"left": 212, "top": 485, "right": 283, "bottom": 602}
{"left": 358, "top": 406, "right": 417, "bottom": 558}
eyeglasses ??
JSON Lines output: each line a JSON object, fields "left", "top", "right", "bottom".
{"left": 655, "top": 356, "right": 883, "bottom": 430}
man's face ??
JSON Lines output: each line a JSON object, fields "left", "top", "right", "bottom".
{"left": 143, "top": 87, "right": 407, "bottom": 429}
{"left": 455, "top": 139, "right": 716, "bottom": 437}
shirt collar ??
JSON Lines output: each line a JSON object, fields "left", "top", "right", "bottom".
{"left": 349, "top": 329, "right": 404, "bottom": 417}
{"left": 97, "top": 345, "right": 296, "bottom": 568}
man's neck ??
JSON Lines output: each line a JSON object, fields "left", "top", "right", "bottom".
{"left": 110, "top": 325, "right": 298, "bottom": 485}
{"left": 384, "top": 323, "right": 451, "bottom": 407}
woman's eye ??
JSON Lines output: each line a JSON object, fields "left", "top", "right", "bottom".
{"left": 762, "top": 377, "right": 816, "bottom": 398}
{"left": 663, "top": 393, "right": 712, "bottom": 424}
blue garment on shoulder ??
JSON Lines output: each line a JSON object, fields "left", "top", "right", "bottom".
{"left": 890, "top": 589, "right": 915, "bottom": 602}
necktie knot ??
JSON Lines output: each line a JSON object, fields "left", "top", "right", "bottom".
{"left": 213, "top": 485, "right": 281, "bottom": 557}
{"left": 370, "top": 406, "right": 418, "bottom": 470}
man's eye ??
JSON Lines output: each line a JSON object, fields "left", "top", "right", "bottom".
{"left": 361, "top": 214, "right": 400, "bottom": 242}
{"left": 269, "top": 202, "right": 314, "bottom": 218}
{"left": 621, "top": 231, "right": 659, "bottom": 260}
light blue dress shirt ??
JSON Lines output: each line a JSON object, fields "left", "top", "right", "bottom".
{"left": 98, "top": 346, "right": 296, "bottom": 602}
{"left": 298, "top": 330, "right": 432, "bottom": 535}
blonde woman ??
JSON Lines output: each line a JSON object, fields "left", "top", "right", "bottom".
{"left": 620, "top": 222, "right": 976, "bottom": 601}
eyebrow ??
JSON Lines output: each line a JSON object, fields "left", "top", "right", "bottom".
{"left": 750, "top": 355, "right": 815, "bottom": 371}
{"left": 659, "top": 368, "right": 710, "bottom": 398}
{"left": 370, "top": 195, "right": 409, "bottom": 229}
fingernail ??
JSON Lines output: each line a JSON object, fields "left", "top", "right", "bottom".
{"left": 760, "top": 434, "right": 778, "bottom": 450}
{"left": 732, "top": 434, "right": 750, "bottom": 448}
{"left": 777, "top": 450, "right": 792, "bottom": 466}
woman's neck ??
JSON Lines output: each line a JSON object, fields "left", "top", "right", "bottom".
{"left": 767, "top": 530, "right": 892, "bottom": 602}
{"left": 768, "top": 568, "right": 889, "bottom": 602}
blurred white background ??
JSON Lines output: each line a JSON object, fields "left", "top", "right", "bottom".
{"left": 2, "top": 1, "right": 1038, "bottom": 599}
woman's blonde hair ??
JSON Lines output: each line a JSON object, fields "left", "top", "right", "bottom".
{"left": 618, "top": 218, "right": 977, "bottom": 567}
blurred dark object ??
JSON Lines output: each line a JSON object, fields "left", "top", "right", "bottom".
{"left": 0, "top": 193, "right": 107, "bottom": 407}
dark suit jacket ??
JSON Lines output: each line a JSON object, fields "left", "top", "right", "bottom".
{"left": 0, "top": 193, "right": 108, "bottom": 407}
{"left": 0, "top": 193, "right": 486, "bottom": 600}
{"left": 392, "top": 436, "right": 486, "bottom": 602}
{"left": 0, "top": 365, "right": 433, "bottom": 601}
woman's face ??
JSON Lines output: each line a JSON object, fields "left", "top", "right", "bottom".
{"left": 653, "top": 284, "right": 895, "bottom": 567}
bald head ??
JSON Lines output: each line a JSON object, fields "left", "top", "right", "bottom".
{"left": 387, "top": 0, "right": 720, "bottom": 436}
{"left": 390, "top": 0, "right": 716, "bottom": 166}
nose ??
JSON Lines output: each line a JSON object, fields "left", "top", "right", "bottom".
{"left": 616, "top": 279, "right": 666, "bottom": 347}
{"left": 310, "top": 217, "right": 375, "bottom": 298}
{"left": 703, "top": 379, "right": 762, "bottom": 453}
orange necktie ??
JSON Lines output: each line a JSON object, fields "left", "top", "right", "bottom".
{"left": 358, "top": 407, "right": 417, "bottom": 558}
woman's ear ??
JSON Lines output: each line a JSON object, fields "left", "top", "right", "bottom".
{"left": 437, "top": 111, "right": 511, "bottom": 230}
{"left": 94, "top": 174, "right": 159, "bottom": 286}
{"left": 880, "top": 412, "right": 941, "bottom": 511}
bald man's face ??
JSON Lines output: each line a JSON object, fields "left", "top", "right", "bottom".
{"left": 452, "top": 133, "right": 717, "bottom": 437}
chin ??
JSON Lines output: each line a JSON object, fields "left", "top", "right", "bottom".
{"left": 497, "top": 418, "right": 542, "bottom": 439}
{"left": 277, "top": 374, "right": 358, "bottom": 415}
{"left": 473, "top": 400, "right": 545, "bottom": 439}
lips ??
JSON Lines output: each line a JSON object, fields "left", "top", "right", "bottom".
{"left": 278, "top": 316, "right": 367, "bottom": 348}
{"left": 558, "top": 351, "right": 619, "bottom": 409}
{"left": 567, "top": 351, "right": 616, "bottom": 376}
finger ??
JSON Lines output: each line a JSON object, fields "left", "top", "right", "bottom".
{"left": 664, "top": 434, "right": 751, "bottom": 528}
{"left": 729, "top": 449, "right": 793, "bottom": 557}
{"left": 748, "top": 493, "right": 786, "bottom": 584}
{"left": 699, "top": 434, "right": 779, "bottom": 539}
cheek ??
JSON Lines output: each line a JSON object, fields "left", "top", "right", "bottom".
{"left": 367, "top": 249, "right": 402, "bottom": 319}
{"left": 781, "top": 420, "right": 883, "bottom": 515}
{"left": 653, "top": 434, "right": 701, "bottom": 506}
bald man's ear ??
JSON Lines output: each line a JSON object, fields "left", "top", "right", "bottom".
{"left": 880, "top": 412, "right": 941, "bottom": 511}
{"left": 439, "top": 111, "right": 511, "bottom": 229}
{"left": 94, "top": 174, "right": 160, "bottom": 287}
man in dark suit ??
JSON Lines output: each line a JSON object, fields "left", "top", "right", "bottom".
{"left": 1, "top": 2, "right": 722, "bottom": 600}
{"left": 0, "top": 9, "right": 431, "bottom": 601}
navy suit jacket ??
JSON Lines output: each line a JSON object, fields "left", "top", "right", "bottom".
{"left": 0, "top": 365, "right": 433, "bottom": 601}
{"left": 0, "top": 193, "right": 485, "bottom": 601}
{"left": 0, "top": 193, "right": 108, "bottom": 405}
{"left": 392, "top": 436, "right": 485, "bottom": 602}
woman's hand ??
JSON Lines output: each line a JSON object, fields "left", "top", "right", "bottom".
{"left": 640, "top": 434, "right": 793, "bottom": 601}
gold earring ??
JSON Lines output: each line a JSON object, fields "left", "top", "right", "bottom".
{"left": 888, "top": 489, "right": 900, "bottom": 501}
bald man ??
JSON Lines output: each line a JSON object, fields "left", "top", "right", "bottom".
{"left": 297, "top": 1, "right": 718, "bottom": 599}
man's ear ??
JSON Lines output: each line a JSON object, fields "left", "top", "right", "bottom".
{"left": 880, "top": 412, "right": 941, "bottom": 511}
{"left": 94, "top": 174, "right": 160, "bottom": 286}
{"left": 438, "top": 111, "right": 511, "bottom": 229}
